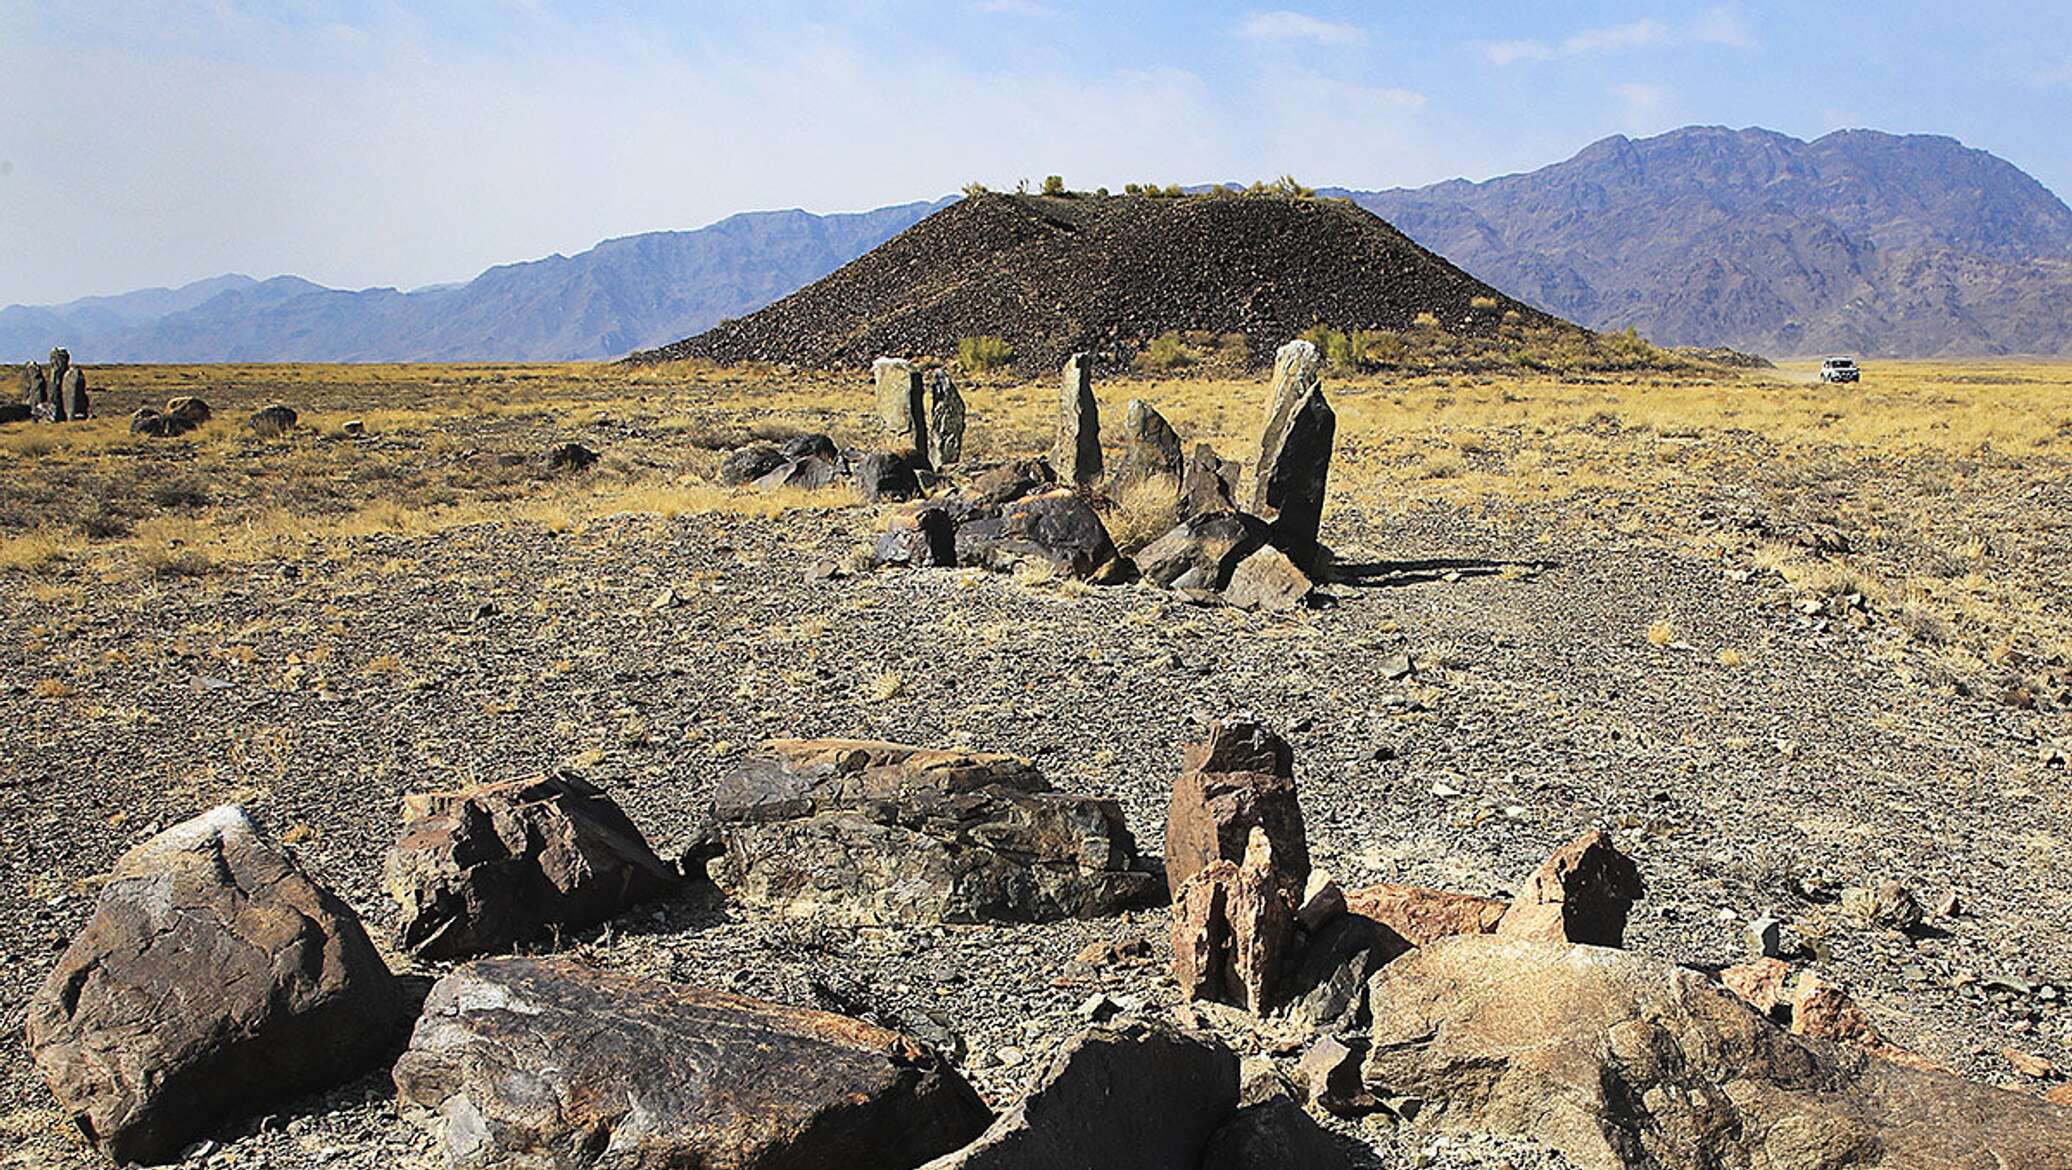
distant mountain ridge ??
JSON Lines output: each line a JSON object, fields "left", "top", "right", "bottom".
{"left": 0, "top": 201, "right": 948, "bottom": 364}
{"left": 1340, "top": 127, "right": 2072, "bottom": 358}
{"left": 9, "top": 126, "right": 2069, "bottom": 363}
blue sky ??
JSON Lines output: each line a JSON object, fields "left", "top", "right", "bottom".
{"left": 1, "top": 1, "right": 2068, "bottom": 304}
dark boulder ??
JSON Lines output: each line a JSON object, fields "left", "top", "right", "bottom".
{"left": 955, "top": 488, "right": 1120, "bottom": 578}
{"left": 0, "top": 402, "right": 29, "bottom": 425}
{"left": 247, "top": 403, "right": 298, "bottom": 437}
{"left": 925, "top": 369, "right": 966, "bottom": 467}
{"left": 1200, "top": 1095, "right": 1355, "bottom": 1170}
{"left": 1111, "top": 399, "right": 1183, "bottom": 493}
{"left": 395, "top": 957, "right": 990, "bottom": 1170}
{"left": 544, "top": 441, "right": 599, "bottom": 472}
{"left": 780, "top": 432, "right": 839, "bottom": 463}
{"left": 1133, "top": 511, "right": 1275, "bottom": 591}
{"left": 166, "top": 396, "right": 211, "bottom": 426}
{"left": 852, "top": 450, "right": 921, "bottom": 501}
{"left": 753, "top": 454, "right": 840, "bottom": 491}
{"left": 1054, "top": 352, "right": 1101, "bottom": 486}
{"left": 25, "top": 807, "right": 400, "bottom": 1166}
{"left": 712, "top": 739, "right": 1160, "bottom": 925}
{"left": 875, "top": 501, "right": 961, "bottom": 567}
{"left": 719, "top": 443, "right": 787, "bottom": 485}
{"left": 58, "top": 367, "right": 89, "bottom": 421}
{"left": 1181, "top": 443, "right": 1242, "bottom": 518}
{"left": 967, "top": 458, "right": 1055, "bottom": 506}
{"left": 19, "top": 361, "right": 48, "bottom": 406}
{"left": 1278, "top": 910, "right": 1411, "bottom": 1033}
{"left": 921, "top": 1021, "right": 1238, "bottom": 1170}
{"left": 382, "top": 771, "right": 680, "bottom": 960}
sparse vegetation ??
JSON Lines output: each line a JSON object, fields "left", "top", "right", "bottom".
{"left": 958, "top": 335, "right": 1016, "bottom": 372}
{"left": 1041, "top": 175, "right": 1066, "bottom": 196}
{"left": 1136, "top": 331, "right": 1201, "bottom": 372}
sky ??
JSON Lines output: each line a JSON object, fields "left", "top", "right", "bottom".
{"left": 2, "top": 1, "right": 2069, "bottom": 306}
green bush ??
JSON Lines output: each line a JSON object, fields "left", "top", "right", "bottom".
{"left": 957, "top": 335, "right": 1015, "bottom": 372}
{"left": 1042, "top": 175, "right": 1066, "bottom": 196}
{"left": 1138, "top": 331, "right": 1200, "bottom": 371}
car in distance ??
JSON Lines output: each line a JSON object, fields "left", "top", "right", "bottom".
{"left": 1820, "top": 357, "right": 1860, "bottom": 383}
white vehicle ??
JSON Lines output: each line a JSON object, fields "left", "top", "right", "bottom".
{"left": 1819, "top": 357, "right": 1860, "bottom": 383}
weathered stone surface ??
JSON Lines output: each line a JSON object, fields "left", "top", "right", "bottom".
{"left": 19, "top": 361, "right": 48, "bottom": 406}
{"left": 1342, "top": 882, "right": 1508, "bottom": 946}
{"left": 920, "top": 1020, "right": 1237, "bottom": 1170}
{"left": 543, "top": 441, "right": 599, "bottom": 472}
{"left": 873, "top": 356, "right": 927, "bottom": 450}
{"left": 395, "top": 957, "right": 990, "bottom": 1170}
{"left": 1364, "top": 935, "right": 2072, "bottom": 1170}
{"left": 0, "top": 402, "right": 29, "bottom": 424}
{"left": 1055, "top": 352, "right": 1102, "bottom": 486}
{"left": 166, "top": 395, "right": 211, "bottom": 425}
{"left": 246, "top": 403, "right": 296, "bottom": 437}
{"left": 1200, "top": 1095, "right": 1355, "bottom": 1170}
{"left": 46, "top": 347, "right": 70, "bottom": 398}
{"left": 852, "top": 450, "right": 920, "bottom": 501}
{"left": 1787, "top": 972, "right": 1941, "bottom": 1071}
{"left": 1171, "top": 828, "right": 1299, "bottom": 1013}
{"left": 967, "top": 458, "right": 1055, "bottom": 505}
{"left": 875, "top": 501, "right": 961, "bottom": 567}
{"left": 1251, "top": 340, "right": 1335, "bottom": 571}
{"left": 1133, "top": 511, "right": 1274, "bottom": 591}
{"left": 780, "top": 432, "right": 838, "bottom": 463}
{"left": 712, "top": 739, "right": 1158, "bottom": 925}
{"left": 752, "top": 454, "right": 839, "bottom": 491}
{"left": 1495, "top": 828, "right": 1644, "bottom": 947}
{"left": 25, "top": 807, "right": 401, "bottom": 1166}
{"left": 1112, "top": 399, "right": 1183, "bottom": 492}
{"left": 1842, "top": 878, "right": 1924, "bottom": 931}
{"left": 955, "top": 488, "right": 1120, "bottom": 578}
{"left": 1719, "top": 956, "right": 1791, "bottom": 1019}
{"left": 1181, "top": 442, "right": 1242, "bottom": 518}
{"left": 925, "top": 369, "right": 966, "bottom": 468}
{"left": 1221, "top": 543, "right": 1314, "bottom": 611}
{"left": 1279, "top": 909, "right": 1411, "bottom": 1032}
{"left": 1165, "top": 718, "right": 1306, "bottom": 894}
{"left": 1297, "top": 1035, "right": 1375, "bottom": 1116}
{"left": 58, "top": 367, "right": 88, "bottom": 421}
{"left": 384, "top": 772, "right": 679, "bottom": 960}
{"left": 131, "top": 407, "right": 194, "bottom": 437}
{"left": 719, "top": 443, "right": 787, "bottom": 485}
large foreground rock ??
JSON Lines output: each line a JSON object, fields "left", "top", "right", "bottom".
{"left": 383, "top": 772, "right": 680, "bottom": 960}
{"left": 1171, "top": 829, "right": 1299, "bottom": 1013}
{"left": 1362, "top": 935, "right": 2072, "bottom": 1170}
{"left": 712, "top": 739, "right": 1159, "bottom": 925}
{"left": 395, "top": 958, "right": 990, "bottom": 1170}
{"left": 921, "top": 1020, "right": 1238, "bottom": 1170}
{"left": 25, "top": 807, "right": 401, "bottom": 1165}
{"left": 1343, "top": 882, "right": 1506, "bottom": 946}
{"left": 953, "top": 489, "right": 1122, "bottom": 578}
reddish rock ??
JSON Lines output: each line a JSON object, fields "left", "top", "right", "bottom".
{"left": 2048, "top": 1082, "right": 2072, "bottom": 1107}
{"left": 1791, "top": 974, "right": 1942, "bottom": 1072}
{"left": 1342, "top": 882, "right": 1508, "bottom": 946}
{"left": 1719, "top": 957, "right": 1790, "bottom": 1018}
{"left": 1495, "top": 829, "right": 1644, "bottom": 947}
{"left": 1171, "top": 829, "right": 1299, "bottom": 1014}
{"left": 1164, "top": 718, "right": 1307, "bottom": 896}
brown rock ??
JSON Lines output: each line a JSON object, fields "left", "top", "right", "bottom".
{"left": 1220, "top": 543, "right": 1315, "bottom": 611}
{"left": 383, "top": 771, "right": 679, "bottom": 960}
{"left": 1055, "top": 352, "right": 1102, "bottom": 486}
{"left": 1296, "top": 1034, "right": 1375, "bottom": 1116}
{"left": 1363, "top": 934, "right": 2072, "bottom": 1170}
{"left": 1788, "top": 973, "right": 1942, "bottom": 1072}
{"left": 874, "top": 356, "right": 927, "bottom": 454}
{"left": 395, "top": 957, "right": 989, "bottom": 1170}
{"left": 712, "top": 739, "right": 1157, "bottom": 925}
{"left": 1171, "top": 828, "right": 1299, "bottom": 1014}
{"left": 919, "top": 1020, "right": 1237, "bottom": 1170}
{"left": 2049, "top": 1082, "right": 2072, "bottom": 1107}
{"left": 1251, "top": 340, "right": 1335, "bottom": 571}
{"left": 25, "top": 807, "right": 401, "bottom": 1166}
{"left": 1495, "top": 828, "right": 1644, "bottom": 947}
{"left": 1842, "top": 879, "right": 1924, "bottom": 931}
{"left": 2006, "top": 1048, "right": 2059, "bottom": 1079}
{"left": 1719, "top": 956, "right": 1791, "bottom": 1018}
{"left": 1165, "top": 718, "right": 1307, "bottom": 895}
{"left": 1342, "top": 882, "right": 1508, "bottom": 946}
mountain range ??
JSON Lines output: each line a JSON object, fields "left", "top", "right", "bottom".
{"left": 6, "top": 127, "right": 2069, "bottom": 363}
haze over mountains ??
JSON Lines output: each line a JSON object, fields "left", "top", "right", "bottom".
{"left": 6, "top": 127, "right": 2069, "bottom": 364}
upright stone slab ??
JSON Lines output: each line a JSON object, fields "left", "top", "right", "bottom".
{"left": 1251, "top": 340, "right": 1335, "bottom": 572}
{"left": 1113, "top": 399, "right": 1184, "bottom": 493}
{"left": 59, "top": 368, "right": 89, "bottom": 421}
{"left": 874, "top": 357, "right": 928, "bottom": 459}
{"left": 20, "top": 362, "right": 48, "bottom": 407}
{"left": 46, "top": 348, "right": 70, "bottom": 398}
{"left": 926, "top": 368, "right": 966, "bottom": 467}
{"left": 1181, "top": 442, "right": 1242, "bottom": 518}
{"left": 1056, "top": 352, "right": 1102, "bottom": 487}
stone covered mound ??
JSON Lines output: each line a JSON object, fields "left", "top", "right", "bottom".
{"left": 634, "top": 192, "right": 1564, "bottom": 370}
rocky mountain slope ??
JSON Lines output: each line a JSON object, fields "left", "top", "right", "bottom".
{"left": 1345, "top": 127, "right": 2072, "bottom": 358}
{"left": 0, "top": 202, "right": 945, "bottom": 364}
{"left": 640, "top": 192, "right": 1560, "bottom": 370}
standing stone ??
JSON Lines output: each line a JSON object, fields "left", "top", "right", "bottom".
{"left": 874, "top": 357, "right": 928, "bottom": 458}
{"left": 1171, "top": 828, "right": 1300, "bottom": 1014}
{"left": 1181, "top": 442, "right": 1242, "bottom": 518}
{"left": 1055, "top": 352, "right": 1102, "bottom": 486}
{"left": 1495, "top": 829, "right": 1644, "bottom": 947}
{"left": 58, "top": 367, "right": 89, "bottom": 421}
{"left": 1164, "top": 717, "right": 1308, "bottom": 896}
{"left": 46, "top": 348, "right": 70, "bottom": 397}
{"left": 1252, "top": 340, "right": 1335, "bottom": 571}
{"left": 1112, "top": 399, "right": 1184, "bottom": 492}
{"left": 24, "top": 807, "right": 401, "bottom": 1166}
{"left": 20, "top": 362, "right": 47, "bottom": 407}
{"left": 925, "top": 368, "right": 966, "bottom": 467}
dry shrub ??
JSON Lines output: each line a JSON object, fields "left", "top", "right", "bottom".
{"left": 1106, "top": 478, "right": 1179, "bottom": 554}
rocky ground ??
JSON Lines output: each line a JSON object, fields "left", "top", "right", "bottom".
{"left": 2, "top": 363, "right": 2069, "bottom": 1168}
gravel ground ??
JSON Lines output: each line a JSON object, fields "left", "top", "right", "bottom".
{"left": 3, "top": 486, "right": 2068, "bottom": 1169}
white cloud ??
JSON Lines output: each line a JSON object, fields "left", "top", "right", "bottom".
{"left": 1481, "top": 9, "right": 1753, "bottom": 66}
{"left": 971, "top": 0, "right": 1062, "bottom": 16}
{"left": 1233, "top": 11, "right": 1366, "bottom": 48}
{"left": 1610, "top": 82, "right": 1676, "bottom": 132}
